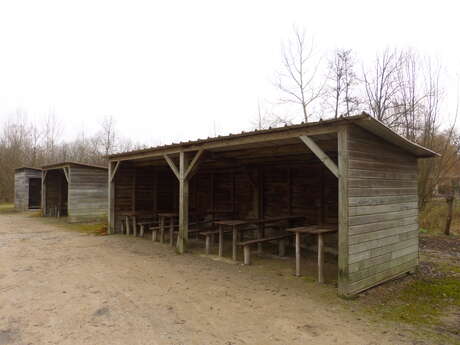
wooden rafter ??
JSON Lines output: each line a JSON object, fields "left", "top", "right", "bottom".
{"left": 184, "top": 149, "right": 204, "bottom": 180}
{"left": 299, "top": 135, "right": 339, "bottom": 178}
{"left": 164, "top": 154, "right": 179, "bottom": 179}
{"left": 62, "top": 167, "right": 70, "bottom": 183}
{"left": 110, "top": 161, "right": 121, "bottom": 182}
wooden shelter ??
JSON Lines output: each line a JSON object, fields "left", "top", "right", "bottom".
{"left": 14, "top": 167, "right": 42, "bottom": 211}
{"left": 41, "top": 162, "right": 108, "bottom": 223}
{"left": 107, "top": 113, "right": 437, "bottom": 296}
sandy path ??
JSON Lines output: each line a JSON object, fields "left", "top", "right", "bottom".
{"left": 0, "top": 212, "right": 412, "bottom": 345}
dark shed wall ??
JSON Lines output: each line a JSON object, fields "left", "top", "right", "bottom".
{"left": 14, "top": 169, "right": 42, "bottom": 211}
{"left": 346, "top": 125, "right": 419, "bottom": 294}
{"left": 68, "top": 166, "right": 108, "bottom": 223}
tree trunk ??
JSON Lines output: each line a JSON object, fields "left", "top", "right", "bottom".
{"left": 444, "top": 195, "right": 454, "bottom": 236}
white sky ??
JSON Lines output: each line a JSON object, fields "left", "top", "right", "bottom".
{"left": 0, "top": 0, "right": 459, "bottom": 146}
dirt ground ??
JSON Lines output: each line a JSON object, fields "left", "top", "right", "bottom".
{"left": 0, "top": 212, "right": 421, "bottom": 345}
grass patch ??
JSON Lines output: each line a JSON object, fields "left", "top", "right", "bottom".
{"left": 62, "top": 222, "right": 108, "bottom": 235}
{"left": 0, "top": 203, "right": 15, "bottom": 214}
{"left": 377, "top": 277, "right": 460, "bottom": 325}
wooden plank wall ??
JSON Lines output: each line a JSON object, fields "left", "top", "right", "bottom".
{"left": 113, "top": 159, "right": 339, "bottom": 247}
{"left": 346, "top": 125, "right": 419, "bottom": 294}
{"left": 14, "top": 169, "right": 42, "bottom": 211}
{"left": 68, "top": 166, "right": 108, "bottom": 223}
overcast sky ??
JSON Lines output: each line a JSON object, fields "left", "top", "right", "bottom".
{"left": 0, "top": 0, "right": 459, "bottom": 146}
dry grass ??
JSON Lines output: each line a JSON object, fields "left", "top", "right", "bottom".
{"left": 0, "top": 203, "right": 15, "bottom": 214}
{"left": 419, "top": 199, "right": 460, "bottom": 235}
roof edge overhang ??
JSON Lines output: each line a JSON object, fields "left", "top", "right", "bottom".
{"left": 15, "top": 166, "right": 42, "bottom": 172}
{"left": 41, "top": 161, "right": 107, "bottom": 171}
{"left": 108, "top": 113, "right": 439, "bottom": 162}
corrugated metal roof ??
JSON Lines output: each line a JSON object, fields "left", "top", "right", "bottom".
{"left": 41, "top": 161, "right": 107, "bottom": 170}
{"left": 109, "top": 113, "right": 439, "bottom": 160}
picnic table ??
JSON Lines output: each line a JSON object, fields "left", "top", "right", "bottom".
{"left": 214, "top": 216, "right": 306, "bottom": 261}
{"left": 286, "top": 225, "right": 338, "bottom": 283}
{"left": 119, "top": 211, "right": 153, "bottom": 236}
{"left": 158, "top": 212, "right": 178, "bottom": 245}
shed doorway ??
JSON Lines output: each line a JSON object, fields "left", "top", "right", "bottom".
{"left": 28, "top": 178, "right": 42, "bottom": 209}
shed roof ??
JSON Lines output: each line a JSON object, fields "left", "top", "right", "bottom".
{"left": 15, "top": 166, "right": 42, "bottom": 172}
{"left": 109, "top": 113, "right": 438, "bottom": 160}
{"left": 41, "top": 161, "right": 107, "bottom": 171}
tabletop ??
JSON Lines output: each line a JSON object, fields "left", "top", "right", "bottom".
{"left": 286, "top": 225, "right": 338, "bottom": 234}
{"left": 248, "top": 215, "right": 305, "bottom": 224}
{"left": 214, "top": 219, "right": 249, "bottom": 226}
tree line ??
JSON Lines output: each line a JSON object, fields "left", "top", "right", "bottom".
{"left": 0, "top": 113, "right": 141, "bottom": 202}
{"left": 255, "top": 27, "right": 460, "bottom": 211}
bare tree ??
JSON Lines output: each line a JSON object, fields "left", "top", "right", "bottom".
{"left": 276, "top": 27, "right": 325, "bottom": 122}
{"left": 363, "top": 48, "right": 404, "bottom": 126}
{"left": 251, "top": 100, "right": 294, "bottom": 130}
{"left": 327, "top": 49, "right": 359, "bottom": 118}
{"left": 98, "top": 116, "right": 117, "bottom": 157}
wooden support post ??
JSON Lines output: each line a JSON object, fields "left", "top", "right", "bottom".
{"left": 318, "top": 233, "right": 324, "bottom": 283}
{"left": 108, "top": 161, "right": 120, "bottom": 234}
{"left": 177, "top": 151, "right": 189, "bottom": 253}
{"left": 299, "top": 135, "right": 339, "bottom": 178}
{"left": 295, "top": 232, "right": 301, "bottom": 277}
{"left": 164, "top": 150, "right": 203, "bottom": 254}
{"left": 337, "top": 126, "right": 349, "bottom": 296}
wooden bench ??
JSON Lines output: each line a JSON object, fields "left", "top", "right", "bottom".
{"left": 199, "top": 229, "right": 232, "bottom": 254}
{"left": 137, "top": 220, "right": 158, "bottom": 237}
{"left": 238, "top": 234, "right": 293, "bottom": 265}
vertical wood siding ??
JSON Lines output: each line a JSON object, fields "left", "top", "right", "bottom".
{"left": 346, "top": 125, "right": 419, "bottom": 294}
{"left": 67, "top": 166, "right": 108, "bottom": 223}
{"left": 14, "top": 169, "right": 42, "bottom": 211}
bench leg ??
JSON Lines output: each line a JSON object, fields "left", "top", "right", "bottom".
{"left": 243, "top": 245, "right": 251, "bottom": 265}
{"left": 205, "top": 235, "right": 211, "bottom": 255}
{"left": 152, "top": 229, "right": 157, "bottom": 241}
{"left": 318, "top": 233, "right": 324, "bottom": 283}
{"left": 125, "top": 216, "right": 130, "bottom": 236}
{"left": 140, "top": 224, "right": 144, "bottom": 238}
{"left": 120, "top": 221, "right": 124, "bottom": 234}
{"left": 279, "top": 239, "right": 286, "bottom": 257}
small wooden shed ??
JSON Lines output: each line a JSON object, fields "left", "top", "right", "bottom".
{"left": 14, "top": 167, "right": 42, "bottom": 211}
{"left": 41, "top": 162, "right": 108, "bottom": 223}
{"left": 107, "top": 113, "right": 437, "bottom": 296}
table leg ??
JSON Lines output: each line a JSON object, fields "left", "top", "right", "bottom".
{"left": 125, "top": 216, "right": 130, "bottom": 236}
{"left": 140, "top": 224, "right": 144, "bottom": 237}
{"left": 218, "top": 225, "right": 224, "bottom": 257}
{"left": 232, "top": 225, "right": 237, "bottom": 261}
{"left": 295, "top": 232, "right": 300, "bottom": 277}
{"left": 132, "top": 216, "right": 137, "bottom": 237}
{"left": 318, "top": 233, "right": 324, "bottom": 283}
{"left": 160, "top": 217, "right": 165, "bottom": 243}
{"left": 169, "top": 217, "right": 174, "bottom": 246}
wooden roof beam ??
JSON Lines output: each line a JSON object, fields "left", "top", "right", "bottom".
{"left": 164, "top": 154, "right": 180, "bottom": 179}
{"left": 299, "top": 135, "right": 339, "bottom": 178}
